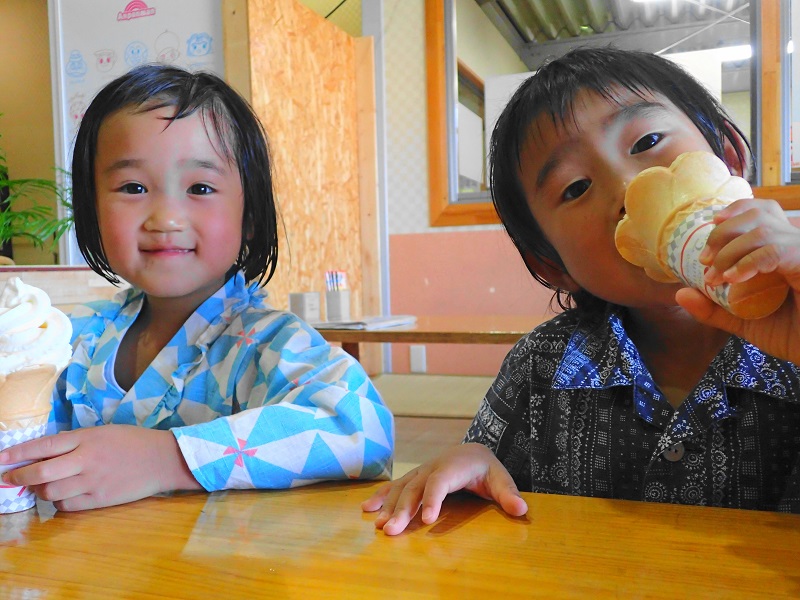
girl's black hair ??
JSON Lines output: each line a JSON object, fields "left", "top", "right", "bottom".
{"left": 489, "top": 46, "right": 752, "bottom": 315}
{"left": 71, "top": 63, "right": 278, "bottom": 286}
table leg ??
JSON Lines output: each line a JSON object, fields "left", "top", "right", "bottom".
{"left": 342, "top": 342, "right": 360, "bottom": 361}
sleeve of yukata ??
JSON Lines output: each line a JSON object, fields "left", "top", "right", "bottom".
{"left": 48, "top": 367, "right": 72, "bottom": 434}
{"left": 49, "top": 302, "right": 107, "bottom": 434}
{"left": 172, "top": 316, "right": 394, "bottom": 491}
{"left": 462, "top": 335, "right": 533, "bottom": 490}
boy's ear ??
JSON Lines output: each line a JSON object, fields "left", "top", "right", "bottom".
{"left": 522, "top": 251, "right": 580, "bottom": 293}
{"left": 721, "top": 120, "right": 750, "bottom": 178}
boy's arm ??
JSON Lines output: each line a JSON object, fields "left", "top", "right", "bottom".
{"left": 677, "top": 198, "right": 800, "bottom": 363}
{"left": 361, "top": 443, "right": 527, "bottom": 536}
{"left": 172, "top": 318, "right": 394, "bottom": 491}
{"left": 362, "top": 336, "right": 534, "bottom": 535}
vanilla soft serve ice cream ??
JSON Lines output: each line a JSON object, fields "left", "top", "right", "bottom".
{"left": 0, "top": 277, "right": 73, "bottom": 513}
{"left": 0, "top": 277, "right": 72, "bottom": 375}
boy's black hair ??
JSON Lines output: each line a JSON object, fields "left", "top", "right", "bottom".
{"left": 71, "top": 63, "right": 278, "bottom": 286}
{"left": 489, "top": 46, "right": 751, "bottom": 315}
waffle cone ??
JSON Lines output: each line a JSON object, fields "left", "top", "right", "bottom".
{"left": 0, "top": 365, "right": 58, "bottom": 431}
{"left": 615, "top": 152, "right": 753, "bottom": 281}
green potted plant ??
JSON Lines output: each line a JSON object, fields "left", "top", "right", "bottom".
{"left": 0, "top": 131, "right": 73, "bottom": 264}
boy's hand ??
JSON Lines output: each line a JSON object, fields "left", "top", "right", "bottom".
{"left": 0, "top": 425, "right": 201, "bottom": 511}
{"left": 361, "top": 443, "right": 528, "bottom": 536}
{"left": 677, "top": 198, "right": 800, "bottom": 363}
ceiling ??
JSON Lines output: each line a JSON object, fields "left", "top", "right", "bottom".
{"left": 474, "top": 0, "right": 752, "bottom": 90}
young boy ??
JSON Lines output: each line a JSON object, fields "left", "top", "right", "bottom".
{"left": 363, "top": 47, "right": 800, "bottom": 535}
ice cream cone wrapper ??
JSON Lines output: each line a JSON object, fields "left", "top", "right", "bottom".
{"left": 663, "top": 202, "right": 731, "bottom": 309}
{"left": 0, "top": 366, "right": 59, "bottom": 514}
{"left": 0, "top": 416, "right": 47, "bottom": 513}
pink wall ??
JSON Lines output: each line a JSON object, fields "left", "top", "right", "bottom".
{"left": 389, "top": 229, "right": 559, "bottom": 375}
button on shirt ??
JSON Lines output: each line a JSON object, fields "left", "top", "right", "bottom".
{"left": 464, "top": 307, "right": 800, "bottom": 512}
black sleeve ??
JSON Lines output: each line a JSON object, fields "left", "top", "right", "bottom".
{"left": 463, "top": 335, "right": 533, "bottom": 491}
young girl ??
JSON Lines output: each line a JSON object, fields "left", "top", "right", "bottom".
{"left": 0, "top": 64, "right": 394, "bottom": 511}
{"left": 363, "top": 47, "right": 800, "bottom": 535}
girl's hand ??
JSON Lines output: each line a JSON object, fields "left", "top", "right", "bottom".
{"left": 0, "top": 425, "right": 201, "bottom": 511}
{"left": 677, "top": 198, "right": 800, "bottom": 363}
{"left": 361, "top": 443, "right": 528, "bottom": 536}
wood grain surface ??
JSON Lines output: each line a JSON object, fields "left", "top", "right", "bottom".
{"left": 2, "top": 481, "right": 798, "bottom": 598}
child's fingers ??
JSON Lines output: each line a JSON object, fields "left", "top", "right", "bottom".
{"left": 486, "top": 467, "right": 528, "bottom": 517}
{"left": 27, "top": 471, "right": 86, "bottom": 504}
{"left": 708, "top": 230, "right": 782, "bottom": 283}
{"left": 4, "top": 453, "right": 82, "bottom": 488}
{"left": 712, "top": 198, "right": 785, "bottom": 226}
{"left": 374, "top": 468, "right": 437, "bottom": 534}
{"left": 371, "top": 470, "right": 422, "bottom": 517}
{"left": 418, "top": 470, "right": 461, "bottom": 525}
{"left": 676, "top": 287, "right": 743, "bottom": 334}
{"left": 703, "top": 210, "right": 799, "bottom": 286}
{"left": 704, "top": 200, "right": 786, "bottom": 260}
{"left": 360, "top": 481, "right": 393, "bottom": 513}
{"left": 52, "top": 494, "right": 98, "bottom": 512}
{"left": 380, "top": 477, "right": 428, "bottom": 535}
{"left": 0, "top": 431, "right": 78, "bottom": 465}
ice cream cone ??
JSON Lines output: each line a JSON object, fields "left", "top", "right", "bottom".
{"left": 615, "top": 151, "right": 790, "bottom": 319}
{"left": 0, "top": 365, "right": 59, "bottom": 513}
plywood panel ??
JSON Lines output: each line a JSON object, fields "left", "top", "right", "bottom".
{"left": 354, "top": 36, "right": 382, "bottom": 375}
{"left": 222, "top": 0, "right": 252, "bottom": 102}
{"left": 246, "top": 0, "right": 363, "bottom": 320}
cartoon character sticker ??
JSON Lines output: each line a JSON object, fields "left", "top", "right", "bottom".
{"left": 187, "top": 33, "right": 213, "bottom": 57}
{"left": 68, "top": 94, "right": 87, "bottom": 133}
{"left": 155, "top": 30, "right": 180, "bottom": 63}
{"left": 65, "top": 50, "right": 87, "bottom": 79}
{"left": 125, "top": 41, "right": 148, "bottom": 67}
{"left": 95, "top": 49, "right": 116, "bottom": 73}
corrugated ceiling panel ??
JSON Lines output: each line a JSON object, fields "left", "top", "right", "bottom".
{"left": 491, "top": 0, "right": 750, "bottom": 42}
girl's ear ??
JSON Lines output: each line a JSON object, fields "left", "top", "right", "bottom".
{"left": 721, "top": 120, "right": 750, "bottom": 178}
{"left": 522, "top": 251, "right": 581, "bottom": 293}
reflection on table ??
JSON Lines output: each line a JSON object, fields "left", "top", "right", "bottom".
{"left": 1, "top": 481, "right": 799, "bottom": 597}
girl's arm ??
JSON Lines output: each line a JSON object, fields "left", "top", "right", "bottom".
{"left": 0, "top": 315, "right": 392, "bottom": 511}
{"left": 172, "top": 317, "right": 394, "bottom": 491}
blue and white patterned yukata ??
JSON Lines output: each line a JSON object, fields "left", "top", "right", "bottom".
{"left": 51, "top": 272, "right": 394, "bottom": 491}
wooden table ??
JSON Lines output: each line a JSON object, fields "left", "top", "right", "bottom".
{"left": 2, "top": 481, "right": 799, "bottom": 598}
{"left": 315, "top": 314, "right": 545, "bottom": 361}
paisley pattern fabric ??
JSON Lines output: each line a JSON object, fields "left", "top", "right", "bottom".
{"left": 52, "top": 273, "right": 394, "bottom": 491}
{"left": 465, "top": 307, "right": 800, "bottom": 512}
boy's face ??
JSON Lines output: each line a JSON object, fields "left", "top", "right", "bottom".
{"left": 518, "top": 88, "right": 731, "bottom": 309}
{"left": 94, "top": 106, "right": 244, "bottom": 307}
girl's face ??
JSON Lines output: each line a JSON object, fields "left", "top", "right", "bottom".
{"left": 518, "top": 88, "right": 739, "bottom": 309}
{"left": 94, "top": 106, "right": 244, "bottom": 307}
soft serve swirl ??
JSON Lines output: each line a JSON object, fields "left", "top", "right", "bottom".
{"left": 0, "top": 278, "right": 73, "bottom": 375}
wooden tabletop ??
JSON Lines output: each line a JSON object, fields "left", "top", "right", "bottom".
{"left": 315, "top": 314, "right": 546, "bottom": 345}
{"left": 2, "top": 481, "right": 799, "bottom": 598}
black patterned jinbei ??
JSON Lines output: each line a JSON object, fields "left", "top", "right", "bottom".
{"left": 465, "top": 307, "right": 800, "bottom": 513}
